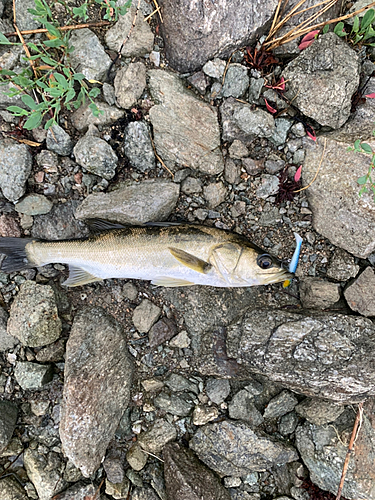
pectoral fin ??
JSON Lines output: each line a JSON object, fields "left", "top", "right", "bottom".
{"left": 168, "top": 247, "right": 211, "bottom": 274}
{"left": 151, "top": 276, "right": 195, "bottom": 287}
{"left": 62, "top": 266, "right": 102, "bottom": 287}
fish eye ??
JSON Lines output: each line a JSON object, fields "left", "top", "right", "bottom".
{"left": 257, "top": 254, "right": 273, "bottom": 270}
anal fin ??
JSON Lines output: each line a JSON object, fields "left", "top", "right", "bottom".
{"left": 62, "top": 266, "right": 102, "bottom": 287}
{"left": 151, "top": 276, "right": 195, "bottom": 287}
{"left": 168, "top": 247, "right": 211, "bottom": 274}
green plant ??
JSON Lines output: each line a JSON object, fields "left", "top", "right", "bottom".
{"left": 334, "top": 8, "right": 375, "bottom": 46}
{"left": 0, "top": 0, "right": 130, "bottom": 130}
{"left": 348, "top": 139, "right": 375, "bottom": 201}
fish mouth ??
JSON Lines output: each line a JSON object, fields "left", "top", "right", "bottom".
{"left": 263, "top": 269, "right": 294, "bottom": 285}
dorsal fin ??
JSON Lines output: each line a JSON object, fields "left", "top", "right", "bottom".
{"left": 84, "top": 218, "right": 127, "bottom": 232}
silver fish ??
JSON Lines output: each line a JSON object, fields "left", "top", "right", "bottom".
{"left": 0, "top": 222, "right": 293, "bottom": 288}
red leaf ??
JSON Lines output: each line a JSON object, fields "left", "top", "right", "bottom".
{"left": 294, "top": 165, "right": 302, "bottom": 182}
{"left": 264, "top": 98, "right": 277, "bottom": 114}
{"left": 365, "top": 93, "right": 375, "bottom": 98}
{"left": 306, "top": 129, "right": 316, "bottom": 141}
{"left": 298, "top": 30, "right": 320, "bottom": 51}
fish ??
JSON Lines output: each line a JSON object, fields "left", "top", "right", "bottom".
{"left": 0, "top": 221, "right": 294, "bottom": 288}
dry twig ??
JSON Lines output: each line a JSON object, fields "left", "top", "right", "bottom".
{"left": 335, "top": 402, "right": 364, "bottom": 500}
{"left": 149, "top": 132, "right": 174, "bottom": 178}
{"left": 4, "top": 21, "right": 111, "bottom": 38}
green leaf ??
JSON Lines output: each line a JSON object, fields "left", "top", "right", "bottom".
{"left": 44, "top": 22, "right": 61, "bottom": 39}
{"left": 0, "top": 32, "right": 13, "bottom": 45}
{"left": 24, "top": 111, "right": 43, "bottom": 130}
{"left": 88, "top": 87, "right": 100, "bottom": 98}
{"left": 89, "top": 102, "right": 100, "bottom": 117}
{"left": 359, "top": 185, "right": 368, "bottom": 196}
{"left": 322, "top": 24, "right": 329, "bottom": 34}
{"left": 47, "top": 87, "right": 64, "bottom": 97}
{"left": 73, "top": 73, "right": 86, "bottom": 81}
{"left": 65, "top": 88, "right": 76, "bottom": 103}
{"left": 43, "top": 38, "right": 63, "bottom": 48}
{"left": 6, "top": 106, "right": 29, "bottom": 116}
{"left": 361, "top": 8, "right": 375, "bottom": 30}
{"left": 361, "top": 142, "right": 373, "bottom": 153}
{"left": 352, "top": 16, "right": 360, "bottom": 34}
{"left": 21, "top": 94, "right": 37, "bottom": 110}
{"left": 36, "top": 80, "right": 48, "bottom": 89}
{"left": 41, "top": 55, "right": 57, "bottom": 66}
{"left": 62, "top": 67, "right": 72, "bottom": 78}
{"left": 354, "top": 139, "right": 361, "bottom": 151}
{"left": 357, "top": 175, "right": 368, "bottom": 185}
{"left": 73, "top": 5, "right": 88, "bottom": 21}
{"left": 53, "top": 72, "right": 68, "bottom": 89}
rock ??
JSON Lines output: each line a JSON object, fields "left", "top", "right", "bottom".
{"left": 189, "top": 420, "right": 298, "bottom": 476}
{"left": 163, "top": 442, "right": 231, "bottom": 500}
{"left": 105, "top": 477, "right": 130, "bottom": 499}
{"left": 69, "top": 28, "right": 111, "bottom": 81}
{"left": 242, "top": 158, "right": 264, "bottom": 176}
{"left": 295, "top": 398, "right": 345, "bottom": 425}
{"left": 169, "top": 331, "right": 191, "bottom": 348}
{"left": 256, "top": 175, "right": 279, "bottom": 199}
{"left": 73, "top": 134, "right": 118, "bottom": 180}
{"left": 229, "top": 140, "right": 249, "bottom": 159}
{"left": 46, "top": 124, "right": 74, "bottom": 156}
{"left": 133, "top": 299, "right": 161, "bottom": 333}
{"left": 226, "top": 309, "right": 375, "bottom": 403}
{"left": 295, "top": 410, "right": 375, "bottom": 499}
{"left": 105, "top": 5, "right": 154, "bottom": 57}
{"left": 187, "top": 71, "right": 209, "bottom": 94}
{"left": 206, "top": 378, "right": 231, "bottom": 404}
{"left": 327, "top": 76, "right": 375, "bottom": 142}
{"left": 71, "top": 102, "right": 125, "bottom": 132}
{"left": 203, "top": 182, "right": 227, "bottom": 208}
{"left": 7, "top": 281, "right": 61, "bottom": 347}
{"left": 126, "top": 443, "right": 148, "bottom": 471}
{"left": 270, "top": 118, "right": 292, "bottom": 146}
{"left": 141, "top": 378, "right": 164, "bottom": 392}
{"left": 114, "top": 62, "right": 147, "bottom": 109}
{"left": 32, "top": 200, "right": 88, "bottom": 240}
{"left": 222, "top": 64, "right": 249, "bottom": 98}
{"left": 137, "top": 418, "right": 177, "bottom": 454}
{"left": 154, "top": 392, "right": 194, "bottom": 416}
{"left": 192, "top": 404, "right": 219, "bottom": 426}
{"left": 52, "top": 482, "right": 97, "bottom": 500}
{"left": 0, "top": 401, "right": 18, "bottom": 453}
{"left": 203, "top": 59, "right": 227, "bottom": 79}
{"left": 165, "top": 373, "right": 198, "bottom": 393}
{"left": 14, "top": 362, "right": 53, "bottom": 390}
{"left": 160, "top": 0, "right": 278, "bottom": 72}
{"left": 279, "top": 412, "right": 299, "bottom": 436}
{"left": 15, "top": 194, "right": 53, "bottom": 216}
{"left": 35, "top": 339, "right": 66, "bottom": 363}
{"left": 59, "top": 307, "right": 134, "bottom": 477}
{"left": 344, "top": 266, "right": 375, "bottom": 317}
{"left": 0, "top": 215, "right": 21, "bottom": 237}
{"left": 149, "top": 318, "right": 177, "bottom": 347}
{"left": 283, "top": 34, "right": 360, "bottom": 129}
{"left": 0, "top": 139, "right": 32, "bottom": 202}
{"left": 131, "top": 486, "right": 159, "bottom": 500}
{"left": 24, "top": 448, "right": 66, "bottom": 500}
{"left": 103, "top": 83, "right": 116, "bottom": 105}
{"left": 124, "top": 121, "right": 155, "bottom": 172}
{"left": 103, "top": 456, "right": 125, "bottom": 483}
{"left": 326, "top": 249, "right": 360, "bottom": 281}
{"left": 225, "top": 158, "right": 241, "bottom": 184}
{"left": 221, "top": 98, "right": 275, "bottom": 143}
{"left": 15, "top": 0, "right": 41, "bottom": 31}
{"left": 263, "top": 390, "right": 298, "bottom": 419}
{"left": 302, "top": 137, "right": 375, "bottom": 258}
{"left": 181, "top": 177, "right": 202, "bottom": 195}
{"left": 0, "top": 476, "right": 28, "bottom": 500}
{"left": 148, "top": 70, "right": 224, "bottom": 175}
{"left": 122, "top": 282, "right": 138, "bottom": 301}
{"left": 0, "top": 307, "right": 18, "bottom": 352}
{"left": 75, "top": 180, "right": 179, "bottom": 224}
{"left": 228, "top": 390, "right": 264, "bottom": 426}
{"left": 299, "top": 278, "right": 341, "bottom": 309}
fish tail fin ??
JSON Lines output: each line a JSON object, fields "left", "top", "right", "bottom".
{"left": 0, "top": 238, "right": 36, "bottom": 272}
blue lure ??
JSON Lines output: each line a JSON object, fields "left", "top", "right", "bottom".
{"left": 283, "top": 232, "right": 303, "bottom": 288}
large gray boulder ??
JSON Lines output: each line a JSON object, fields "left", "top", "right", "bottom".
{"left": 226, "top": 309, "right": 375, "bottom": 403}
{"left": 283, "top": 33, "right": 360, "bottom": 129}
{"left": 148, "top": 70, "right": 224, "bottom": 175}
{"left": 0, "top": 140, "right": 32, "bottom": 202}
{"left": 59, "top": 308, "right": 134, "bottom": 477}
{"left": 159, "top": 0, "right": 278, "bottom": 72}
{"left": 302, "top": 137, "right": 375, "bottom": 258}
